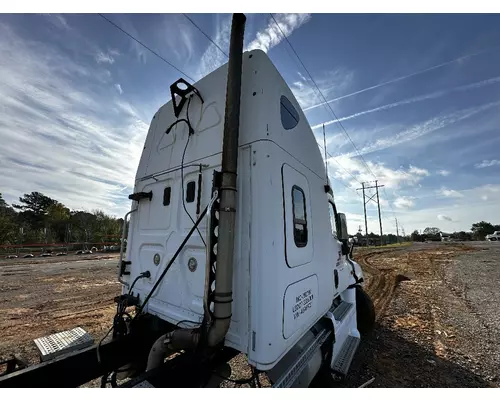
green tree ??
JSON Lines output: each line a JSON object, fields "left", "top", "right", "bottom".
{"left": 471, "top": 221, "right": 496, "bottom": 240}
{"left": 47, "top": 203, "right": 71, "bottom": 243}
{"left": 411, "top": 230, "right": 422, "bottom": 242}
{"left": 423, "top": 227, "right": 441, "bottom": 236}
{"left": 0, "top": 193, "right": 17, "bottom": 245}
{"left": 13, "top": 191, "right": 57, "bottom": 230}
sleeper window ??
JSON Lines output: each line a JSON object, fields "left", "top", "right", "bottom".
{"left": 292, "top": 186, "right": 308, "bottom": 247}
{"left": 186, "top": 181, "right": 196, "bottom": 203}
{"left": 280, "top": 95, "right": 300, "bottom": 130}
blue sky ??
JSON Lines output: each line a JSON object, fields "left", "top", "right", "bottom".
{"left": 0, "top": 13, "right": 499, "bottom": 235}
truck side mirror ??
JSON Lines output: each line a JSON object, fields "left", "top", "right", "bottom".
{"left": 337, "top": 213, "right": 350, "bottom": 256}
{"left": 337, "top": 213, "right": 349, "bottom": 241}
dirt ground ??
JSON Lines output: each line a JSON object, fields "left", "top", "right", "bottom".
{"left": 333, "top": 241, "right": 500, "bottom": 388}
{"left": 0, "top": 254, "right": 121, "bottom": 368}
{"left": 1, "top": 242, "right": 499, "bottom": 387}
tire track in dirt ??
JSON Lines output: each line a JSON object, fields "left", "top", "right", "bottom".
{"left": 355, "top": 248, "right": 408, "bottom": 320}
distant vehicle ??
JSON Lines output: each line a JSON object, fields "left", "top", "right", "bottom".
{"left": 486, "top": 231, "right": 500, "bottom": 241}
{"left": 56, "top": 252, "right": 67, "bottom": 256}
{"left": 91, "top": 247, "right": 98, "bottom": 253}
{"left": 5, "top": 255, "right": 18, "bottom": 259}
{"left": 23, "top": 254, "right": 34, "bottom": 258}
{"left": 75, "top": 250, "right": 83, "bottom": 255}
{"left": 40, "top": 253, "right": 52, "bottom": 257}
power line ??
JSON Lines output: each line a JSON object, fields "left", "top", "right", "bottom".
{"left": 381, "top": 187, "right": 397, "bottom": 218}
{"left": 316, "top": 142, "right": 362, "bottom": 186}
{"left": 269, "top": 13, "right": 378, "bottom": 182}
{"left": 97, "top": 13, "right": 195, "bottom": 82}
{"left": 182, "top": 14, "right": 229, "bottom": 58}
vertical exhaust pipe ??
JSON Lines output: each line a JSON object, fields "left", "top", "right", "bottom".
{"left": 207, "top": 13, "right": 246, "bottom": 347}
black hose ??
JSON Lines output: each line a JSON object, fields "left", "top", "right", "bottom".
{"left": 181, "top": 95, "right": 206, "bottom": 247}
{"left": 128, "top": 271, "right": 151, "bottom": 295}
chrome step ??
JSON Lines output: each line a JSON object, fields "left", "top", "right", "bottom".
{"left": 332, "top": 301, "right": 353, "bottom": 322}
{"left": 331, "top": 335, "right": 360, "bottom": 376}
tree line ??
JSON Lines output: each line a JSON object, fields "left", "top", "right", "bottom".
{"left": 409, "top": 222, "right": 500, "bottom": 242}
{"left": 0, "top": 191, "right": 124, "bottom": 247}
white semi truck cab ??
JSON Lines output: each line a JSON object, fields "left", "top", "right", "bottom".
{"left": 116, "top": 15, "right": 375, "bottom": 387}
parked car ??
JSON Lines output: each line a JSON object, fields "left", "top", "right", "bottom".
{"left": 486, "top": 231, "right": 500, "bottom": 241}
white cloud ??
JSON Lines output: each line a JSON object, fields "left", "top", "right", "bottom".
{"left": 474, "top": 159, "right": 500, "bottom": 168}
{"left": 481, "top": 195, "right": 488, "bottom": 201}
{"left": 290, "top": 70, "right": 353, "bottom": 110}
{"left": 41, "top": 13, "right": 70, "bottom": 30}
{"left": 160, "top": 14, "right": 195, "bottom": 65}
{"left": 0, "top": 21, "right": 149, "bottom": 217}
{"left": 95, "top": 51, "right": 115, "bottom": 64}
{"left": 382, "top": 184, "right": 500, "bottom": 234}
{"left": 394, "top": 196, "right": 415, "bottom": 209}
{"left": 437, "top": 187, "right": 464, "bottom": 198}
{"left": 196, "top": 14, "right": 232, "bottom": 79}
{"left": 438, "top": 169, "right": 451, "bottom": 176}
{"left": 328, "top": 155, "right": 429, "bottom": 190}
{"left": 114, "top": 83, "right": 123, "bottom": 95}
{"left": 246, "top": 13, "right": 311, "bottom": 53}
{"left": 196, "top": 13, "right": 311, "bottom": 80}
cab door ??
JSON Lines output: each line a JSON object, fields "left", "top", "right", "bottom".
{"left": 282, "top": 163, "right": 313, "bottom": 268}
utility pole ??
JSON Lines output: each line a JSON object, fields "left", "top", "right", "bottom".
{"left": 361, "top": 182, "right": 368, "bottom": 246}
{"left": 357, "top": 181, "right": 385, "bottom": 246}
{"left": 375, "top": 180, "right": 383, "bottom": 245}
{"left": 395, "top": 218, "right": 400, "bottom": 243}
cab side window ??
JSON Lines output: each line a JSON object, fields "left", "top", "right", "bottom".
{"left": 329, "top": 201, "right": 338, "bottom": 239}
{"left": 292, "top": 186, "right": 308, "bottom": 247}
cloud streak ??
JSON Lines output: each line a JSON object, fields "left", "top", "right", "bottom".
{"left": 246, "top": 13, "right": 311, "bottom": 53}
{"left": 474, "top": 159, "right": 500, "bottom": 168}
{"left": 336, "top": 100, "right": 500, "bottom": 157}
{"left": 196, "top": 13, "right": 311, "bottom": 81}
{"left": 290, "top": 70, "right": 353, "bottom": 110}
{"left": 305, "top": 44, "right": 500, "bottom": 110}
{"left": 311, "top": 75, "right": 500, "bottom": 128}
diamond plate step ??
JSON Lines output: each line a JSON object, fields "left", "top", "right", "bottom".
{"left": 332, "top": 301, "right": 353, "bottom": 322}
{"left": 34, "top": 327, "right": 94, "bottom": 361}
{"left": 132, "top": 380, "right": 155, "bottom": 388}
{"left": 331, "top": 335, "right": 360, "bottom": 376}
